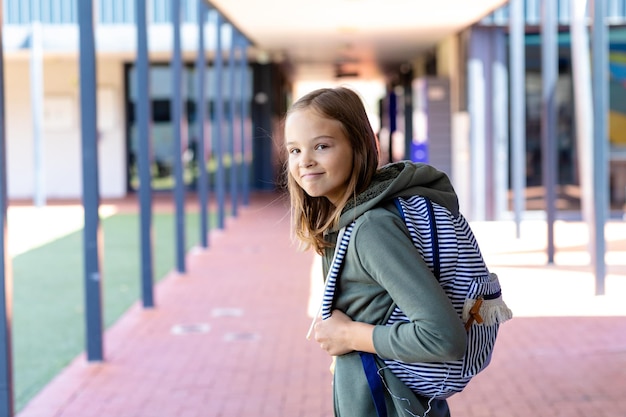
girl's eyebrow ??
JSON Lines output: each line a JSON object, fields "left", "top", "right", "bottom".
{"left": 309, "top": 135, "right": 336, "bottom": 141}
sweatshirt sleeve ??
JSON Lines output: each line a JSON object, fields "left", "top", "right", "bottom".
{"left": 353, "top": 210, "right": 467, "bottom": 363}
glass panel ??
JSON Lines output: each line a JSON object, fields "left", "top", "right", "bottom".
{"left": 126, "top": 64, "right": 195, "bottom": 191}
{"left": 126, "top": 62, "right": 252, "bottom": 193}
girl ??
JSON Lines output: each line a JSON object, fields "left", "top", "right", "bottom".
{"left": 284, "top": 86, "right": 467, "bottom": 417}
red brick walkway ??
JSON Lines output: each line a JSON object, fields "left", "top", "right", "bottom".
{"left": 15, "top": 193, "right": 626, "bottom": 417}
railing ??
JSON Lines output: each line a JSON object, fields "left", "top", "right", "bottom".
{"left": 3, "top": 0, "right": 77, "bottom": 24}
{"left": 7, "top": 0, "right": 626, "bottom": 27}
{"left": 3, "top": 0, "right": 200, "bottom": 24}
{"left": 482, "top": 0, "right": 626, "bottom": 26}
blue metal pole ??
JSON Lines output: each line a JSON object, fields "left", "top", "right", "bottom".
{"left": 196, "top": 0, "right": 209, "bottom": 248}
{"left": 228, "top": 26, "right": 238, "bottom": 217}
{"left": 592, "top": 0, "right": 608, "bottom": 295}
{"left": 239, "top": 38, "right": 250, "bottom": 206}
{"left": 541, "top": 0, "right": 557, "bottom": 264}
{"left": 0, "top": 2, "right": 14, "bottom": 414}
{"left": 509, "top": 0, "right": 526, "bottom": 238}
{"left": 214, "top": 13, "right": 226, "bottom": 229}
{"left": 136, "top": 0, "right": 154, "bottom": 306}
{"left": 78, "top": 0, "right": 103, "bottom": 361}
{"left": 172, "top": 0, "right": 186, "bottom": 273}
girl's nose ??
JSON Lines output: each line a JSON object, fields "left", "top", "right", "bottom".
{"left": 299, "top": 152, "right": 315, "bottom": 168}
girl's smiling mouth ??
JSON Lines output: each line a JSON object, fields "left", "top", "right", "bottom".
{"left": 301, "top": 172, "right": 323, "bottom": 179}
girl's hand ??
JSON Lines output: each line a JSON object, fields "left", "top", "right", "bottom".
{"left": 314, "top": 309, "right": 376, "bottom": 356}
{"left": 314, "top": 309, "right": 354, "bottom": 356}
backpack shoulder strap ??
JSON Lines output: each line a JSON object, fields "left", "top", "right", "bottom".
{"left": 306, "top": 223, "right": 355, "bottom": 339}
{"left": 393, "top": 196, "right": 440, "bottom": 279}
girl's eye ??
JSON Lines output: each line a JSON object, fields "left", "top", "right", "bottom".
{"left": 288, "top": 148, "right": 300, "bottom": 155}
{"left": 315, "top": 144, "right": 328, "bottom": 150}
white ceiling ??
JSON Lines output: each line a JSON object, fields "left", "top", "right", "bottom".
{"left": 209, "top": 0, "right": 508, "bottom": 80}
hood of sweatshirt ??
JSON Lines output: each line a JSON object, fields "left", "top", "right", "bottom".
{"left": 337, "top": 161, "right": 459, "bottom": 229}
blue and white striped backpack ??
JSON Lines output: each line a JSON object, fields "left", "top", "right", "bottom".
{"left": 319, "top": 195, "right": 513, "bottom": 407}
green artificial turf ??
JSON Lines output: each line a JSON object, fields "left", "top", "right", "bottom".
{"left": 11, "top": 210, "right": 203, "bottom": 411}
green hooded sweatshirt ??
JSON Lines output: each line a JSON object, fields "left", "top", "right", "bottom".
{"left": 322, "top": 161, "right": 467, "bottom": 417}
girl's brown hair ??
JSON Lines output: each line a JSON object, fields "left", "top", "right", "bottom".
{"left": 284, "top": 87, "right": 379, "bottom": 254}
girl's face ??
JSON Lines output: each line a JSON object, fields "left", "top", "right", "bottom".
{"left": 285, "top": 108, "right": 354, "bottom": 206}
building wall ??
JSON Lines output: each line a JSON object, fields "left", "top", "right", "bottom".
{"left": 96, "top": 58, "right": 127, "bottom": 198}
{"left": 5, "top": 58, "right": 37, "bottom": 199}
{"left": 5, "top": 55, "right": 127, "bottom": 200}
